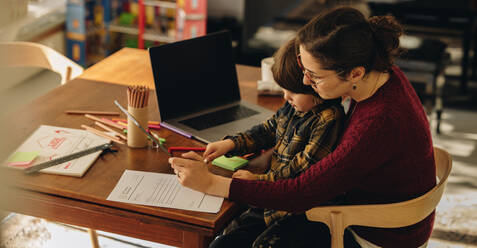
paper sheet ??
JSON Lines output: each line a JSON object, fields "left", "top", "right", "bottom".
{"left": 107, "top": 170, "right": 224, "bottom": 213}
{"left": 3, "top": 125, "right": 110, "bottom": 177}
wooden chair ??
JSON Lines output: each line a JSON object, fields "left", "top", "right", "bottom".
{"left": 0, "top": 41, "right": 83, "bottom": 85}
{"left": 0, "top": 42, "right": 100, "bottom": 247}
{"left": 0, "top": 42, "right": 84, "bottom": 119}
{"left": 305, "top": 147, "right": 452, "bottom": 248}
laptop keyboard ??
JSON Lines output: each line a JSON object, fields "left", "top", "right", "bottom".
{"left": 179, "top": 105, "right": 259, "bottom": 130}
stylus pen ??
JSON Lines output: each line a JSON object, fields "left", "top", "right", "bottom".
{"left": 160, "top": 122, "right": 193, "bottom": 139}
{"left": 113, "top": 100, "right": 171, "bottom": 156}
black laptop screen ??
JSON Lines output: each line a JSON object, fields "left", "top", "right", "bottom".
{"left": 149, "top": 31, "right": 241, "bottom": 121}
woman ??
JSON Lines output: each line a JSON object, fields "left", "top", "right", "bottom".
{"left": 169, "top": 7, "right": 435, "bottom": 248}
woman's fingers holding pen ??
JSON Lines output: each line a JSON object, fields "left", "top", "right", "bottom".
{"left": 168, "top": 157, "right": 213, "bottom": 192}
{"left": 181, "top": 151, "right": 203, "bottom": 161}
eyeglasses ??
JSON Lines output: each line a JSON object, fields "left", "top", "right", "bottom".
{"left": 296, "top": 54, "right": 342, "bottom": 85}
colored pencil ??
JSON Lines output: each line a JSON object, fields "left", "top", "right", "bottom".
{"left": 127, "top": 85, "right": 150, "bottom": 108}
{"left": 66, "top": 110, "right": 120, "bottom": 116}
{"left": 94, "top": 121, "right": 127, "bottom": 140}
{"left": 85, "top": 114, "right": 124, "bottom": 130}
{"left": 112, "top": 118, "right": 160, "bottom": 126}
{"left": 81, "top": 125, "right": 124, "bottom": 145}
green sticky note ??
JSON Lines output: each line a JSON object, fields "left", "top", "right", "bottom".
{"left": 212, "top": 155, "right": 248, "bottom": 171}
{"left": 6, "top": 151, "right": 40, "bottom": 166}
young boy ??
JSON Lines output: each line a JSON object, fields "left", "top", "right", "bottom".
{"left": 205, "top": 38, "right": 345, "bottom": 248}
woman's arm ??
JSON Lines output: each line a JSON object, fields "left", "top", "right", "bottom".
{"left": 169, "top": 112, "right": 393, "bottom": 204}
{"left": 228, "top": 112, "right": 399, "bottom": 212}
{"left": 169, "top": 152, "right": 232, "bottom": 197}
{"left": 170, "top": 149, "right": 274, "bottom": 196}
{"left": 169, "top": 107, "right": 398, "bottom": 212}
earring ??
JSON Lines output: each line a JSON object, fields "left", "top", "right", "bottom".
{"left": 352, "top": 83, "right": 357, "bottom": 90}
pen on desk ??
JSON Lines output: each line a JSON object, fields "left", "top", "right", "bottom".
{"left": 112, "top": 118, "right": 160, "bottom": 125}
{"left": 159, "top": 122, "right": 193, "bottom": 139}
{"left": 115, "top": 120, "right": 128, "bottom": 128}
{"left": 147, "top": 124, "right": 161, "bottom": 130}
{"left": 168, "top": 146, "right": 206, "bottom": 154}
{"left": 149, "top": 131, "right": 166, "bottom": 143}
{"left": 113, "top": 100, "right": 171, "bottom": 156}
{"left": 241, "top": 153, "right": 254, "bottom": 159}
{"left": 81, "top": 125, "right": 125, "bottom": 145}
{"left": 66, "top": 110, "right": 120, "bottom": 116}
{"left": 100, "top": 117, "right": 127, "bottom": 129}
{"left": 94, "top": 121, "right": 127, "bottom": 140}
{"left": 112, "top": 119, "right": 160, "bottom": 130}
{"left": 85, "top": 114, "right": 124, "bottom": 130}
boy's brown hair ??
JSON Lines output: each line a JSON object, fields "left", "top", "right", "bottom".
{"left": 271, "top": 38, "right": 319, "bottom": 97}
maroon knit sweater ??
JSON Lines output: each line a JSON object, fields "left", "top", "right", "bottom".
{"left": 229, "top": 66, "right": 436, "bottom": 247}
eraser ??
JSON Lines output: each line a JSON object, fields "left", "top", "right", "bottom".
{"left": 212, "top": 155, "right": 248, "bottom": 171}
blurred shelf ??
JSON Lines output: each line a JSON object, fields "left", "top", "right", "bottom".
{"left": 109, "top": 24, "right": 175, "bottom": 43}
{"left": 143, "top": 0, "right": 176, "bottom": 9}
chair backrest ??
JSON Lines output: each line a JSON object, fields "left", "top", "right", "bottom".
{"left": 0, "top": 42, "right": 83, "bottom": 85}
{"left": 305, "top": 147, "right": 452, "bottom": 248}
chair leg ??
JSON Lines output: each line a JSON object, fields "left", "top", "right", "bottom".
{"left": 436, "top": 110, "right": 442, "bottom": 134}
{"left": 435, "top": 74, "right": 445, "bottom": 134}
{"left": 87, "top": 228, "right": 100, "bottom": 248}
{"left": 330, "top": 212, "right": 345, "bottom": 248}
{"left": 65, "top": 66, "right": 72, "bottom": 83}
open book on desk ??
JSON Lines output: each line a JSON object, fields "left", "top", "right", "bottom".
{"left": 107, "top": 170, "right": 224, "bottom": 213}
{"left": 3, "top": 125, "right": 110, "bottom": 177}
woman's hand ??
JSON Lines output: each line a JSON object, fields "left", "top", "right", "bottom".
{"left": 169, "top": 151, "right": 231, "bottom": 197}
{"left": 203, "top": 139, "right": 235, "bottom": 163}
{"left": 232, "top": 170, "right": 259, "bottom": 180}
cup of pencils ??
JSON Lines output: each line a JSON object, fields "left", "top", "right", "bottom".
{"left": 127, "top": 85, "right": 149, "bottom": 148}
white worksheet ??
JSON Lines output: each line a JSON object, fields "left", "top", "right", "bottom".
{"left": 107, "top": 170, "right": 224, "bottom": 213}
{"left": 4, "top": 125, "right": 110, "bottom": 177}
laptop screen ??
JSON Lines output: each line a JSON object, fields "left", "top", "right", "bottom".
{"left": 149, "top": 31, "right": 241, "bottom": 121}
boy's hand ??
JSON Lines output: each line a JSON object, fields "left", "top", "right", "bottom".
{"left": 203, "top": 139, "right": 235, "bottom": 163}
{"left": 232, "top": 170, "right": 258, "bottom": 180}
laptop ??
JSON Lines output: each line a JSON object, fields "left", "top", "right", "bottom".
{"left": 149, "top": 31, "right": 274, "bottom": 143}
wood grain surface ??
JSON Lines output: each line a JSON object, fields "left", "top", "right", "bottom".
{"left": 0, "top": 47, "right": 285, "bottom": 247}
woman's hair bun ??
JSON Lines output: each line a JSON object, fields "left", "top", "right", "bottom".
{"left": 296, "top": 7, "right": 404, "bottom": 73}
{"left": 368, "top": 15, "right": 403, "bottom": 55}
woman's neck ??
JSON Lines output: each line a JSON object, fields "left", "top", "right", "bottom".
{"left": 349, "top": 71, "right": 390, "bottom": 102}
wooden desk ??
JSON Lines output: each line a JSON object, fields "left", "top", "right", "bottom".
{"left": 0, "top": 48, "right": 284, "bottom": 248}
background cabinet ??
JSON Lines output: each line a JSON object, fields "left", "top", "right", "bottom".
{"left": 66, "top": 0, "right": 206, "bottom": 67}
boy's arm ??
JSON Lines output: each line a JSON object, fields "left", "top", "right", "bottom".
{"left": 257, "top": 109, "right": 343, "bottom": 181}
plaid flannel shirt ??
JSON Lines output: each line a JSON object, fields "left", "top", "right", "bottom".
{"left": 226, "top": 99, "right": 344, "bottom": 225}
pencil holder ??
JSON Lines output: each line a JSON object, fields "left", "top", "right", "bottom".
{"left": 127, "top": 106, "right": 148, "bottom": 148}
